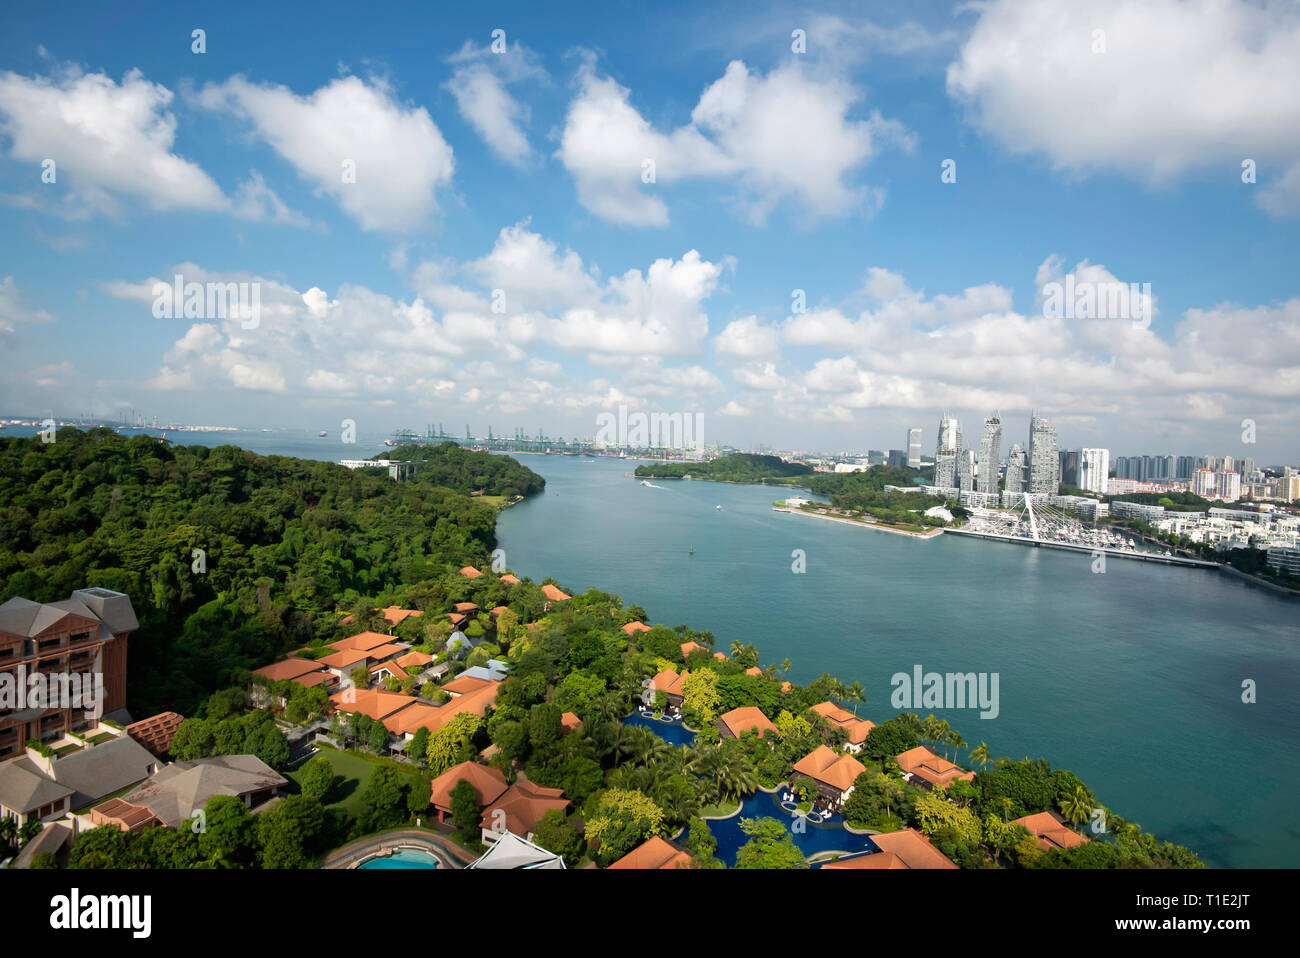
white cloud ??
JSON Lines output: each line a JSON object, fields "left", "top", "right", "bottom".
{"left": 714, "top": 314, "right": 779, "bottom": 358}
{"left": 445, "top": 40, "right": 547, "bottom": 166}
{"left": 557, "top": 58, "right": 904, "bottom": 226}
{"left": 0, "top": 65, "right": 226, "bottom": 217}
{"left": 0, "top": 276, "right": 56, "bottom": 337}
{"left": 198, "top": 75, "right": 454, "bottom": 232}
{"left": 947, "top": 0, "right": 1300, "bottom": 216}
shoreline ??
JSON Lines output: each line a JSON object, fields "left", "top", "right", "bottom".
{"left": 772, "top": 506, "right": 944, "bottom": 540}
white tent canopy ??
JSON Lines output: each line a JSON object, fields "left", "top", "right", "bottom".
{"left": 467, "top": 831, "right": 565, "bottom": 869}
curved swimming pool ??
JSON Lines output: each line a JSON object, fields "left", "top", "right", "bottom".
{"left": 707, "top": 790, "right": 875, "bottom": 866}
{"left": 357, "top": 848, "right": 440, "bottom": 869}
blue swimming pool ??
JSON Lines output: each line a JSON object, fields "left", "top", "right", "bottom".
{"left": 623, "top": 711, "right": 697, "bottom": 746}
{"left": 706, "top": 790, "right": 875, "bottom": 866}
{"left": 358, "top": 848, "right": 440, "bottom": 869}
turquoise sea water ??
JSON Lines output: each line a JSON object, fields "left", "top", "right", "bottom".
{"left": 496, "top": 455, "right": 1300, "bottom": 869}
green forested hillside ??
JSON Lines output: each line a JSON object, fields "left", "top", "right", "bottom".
{"left": 634, "top": 453, "right": 813, "bottom": 482}
{"left": 0, "top": 428, "right": 532, "bottom": 714}
{"left": 372, "top": 441, "right": 546, "bottom": 497}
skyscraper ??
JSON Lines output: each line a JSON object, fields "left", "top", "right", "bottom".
{"left": 957, "top": 449, "right": 976, "bottom": 493}
{"left": 1028, "top": 414, "right": 1059, "bottom": 494}
{"left": 906, "top": 427, "right": 922, "bottom": 468}
{"left": 977, "top": 415, "right": 1002, "bottom": 493}
{"left": 1079, "top": 448, "right": 1110, "bottom": 495}
{"left": 934, "top": 413, "right": 961, "bottom": 488}
{"left": 1059, "top": 449, "right": 1080, "bottom": 487}
{"left": 1004, "top": 444, "right": 1027, "bottom": 494}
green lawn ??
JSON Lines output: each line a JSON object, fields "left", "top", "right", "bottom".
{"left": 699, "top": 799, "right": 741, "bottom": 818}
{"left": 288, "top": 745, "right": 425, "bottom": 820}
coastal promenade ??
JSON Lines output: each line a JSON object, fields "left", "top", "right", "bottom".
{"left": 946, "top": 527, "right": 1222, "bottom": 568}
{"left": 772, "top": 506, "right": 944, "bottom": 539}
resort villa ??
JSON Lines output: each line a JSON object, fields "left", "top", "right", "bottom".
{"left": 791, "top": 745, "right": 867, "bottom": 810}
{"left": 823, "top": 828, "right": 958, "bottom": 869}
{"left": 810, "top": 702, "right": 876, "bottom": 753}
{"left": 716, "top": 706, "right": 779, "bottom": 740}
{"left": 609, "top": 835, "right": 692, "bottom": 869}
{"left": 1013, "top": 810, "right": 1090, "bottom": 852}
{"left": 896, "top": 746, "right": 977, "bottom": 789}
{"left": 90, "top": 754, "right": 287, "bottom": 830}
{"left": 479, "top": 774, "right": 569, "bottom": 844}
{"left": 428, "top": 760, "right": 509, "bottom": 825}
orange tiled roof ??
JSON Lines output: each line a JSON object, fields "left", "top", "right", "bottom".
{"left": 292, "top": 671, "right": 334, "bottom": 689}
{"left": 560, "top": 712, "right": 582, "bottom": 733}
{"left": 664, "top": 670, "right": 690, "bottom": 697}
{"left": 253, "top": 657, "right": 326, "bottom": 682}
{"left": 780, "top": 681, "right": 793, "bottom": 693}
{"left": 318, "top": 648, "right": 374, "bottom": 670}
{"left": 744, "top": 666, "right": 763, "bottom": 677}
{"left": 393, "top": 681, "right": 501, "bottom": 735}
{"left": 810, "top": 701, "right": 876, "bottom": 744}
{"left": 395, "top": 650, "right": 434, "bottom": 669}
{"left": 328, "top": 631, "right": 396, "bottom": 653}
{"left": 491, "top": 606, "right": 510, "bottom": 617}
{"left": 1013, "top": 811, "right": 1089, "bottom": 852}
{"left": 896, "top": 746, "right": 975, "bottom": 788}
{"left": 679, "top": 641, "right": 706, "bottom": 657}
{"left": 719, "top": 706, "right": 778, "bottom": 739}
{"left": 500, "top": 574, "right": 521, "bottom": 585}
{"left": 622, "top": 621, "right": 652, "bottom": 636}
{"left": 330, "top": 688, "right": 416, "bottom": 722}
{"left": 541, "top": 584, "right": 570, "bottom": 602}
{"left": 792, "top": 745, "right": 866, "bottom": 792}
{"left": 454, "top": 602, "right": 479, "bottom": 613}
{"left": 370, "top": 661, "right": 409, "bottom": 680}
{"left": 442, "top": 674, "right": 493, "bottom": 697}
{"left": 460, "top": 566, "right": 483, "bottom": 579}
{"left": 823, "top": 828, "right": 957, "bottom": 869}
{"left": 608, "top": 835, "right": 692, "bottom": 870}
{"left": 480, "top": 775, "right": 569, "bottom": 836}
{"left": 125, "top": 712, "right": 184, "bottom": 757}
{"left": 650, "top": 668, "right": 680, "bottom": 692}
{"left": 429, "top": 761, "right": 509, "bottom": 812}
{"left": 382, "top": 606, "right": 422, "bottom": 625}
{"left": 712, "top": 651, "right": 728, "bottom": 661}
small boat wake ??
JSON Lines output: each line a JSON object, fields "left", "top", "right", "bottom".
{"left": 640, "top": 480, "right": 666, "bottom": 489}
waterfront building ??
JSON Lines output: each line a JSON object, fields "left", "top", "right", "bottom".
{"left": 1266, "top": 547, "right": 1300, "bottom": 576}
{"left": 1079, "top": 448, "right": 1110, "bottom": 495}
{"left": 1058, "top": 449, "right": 1080, "bottom": 487}
{"left": 1028, "top": 415, "right": 1059, "bottom": 494}
{"left": 934, "top": 414, "right": 961, "bottom": 488}
{"left": 1004, "top": 444, "right": 1026, "bottom": 494}
{"left": 957, "top": 449, "right": 976, "bottom": 493}
{"left": 907, "top": 427, "right": 923, "bottom": 468}
{"left": 1110, "top": 501, "right": 1167, "bottom": 522}
{"left": 977, "top": 416, "right": 1002, "bottom": 493}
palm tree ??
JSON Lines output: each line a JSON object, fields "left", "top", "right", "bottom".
{"left": 781, "top": 658, "right": 792, "bottom": 676}
{"left": 945, "top": 730, "right": 967, "bottom": 763}
{"left": 1059, "top": 785, "right": 1093, "bottom": 827}
{"left": 847, "top": 681, "right": 866, "bottom": 715}
{"left": 730, "top": 640, "right": 744, "bottom": 659}
{"left": 998, "top": 796, "right": 1015, "bottom": 823}
{"left": 970, "top": 741, "right": 991, "bottom": 771}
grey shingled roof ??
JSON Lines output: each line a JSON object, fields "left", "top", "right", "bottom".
{"left": 122, "top": 755, "right": 287, "bottom": 828}
{"left": 51, "top": 735, "right": 158, "bottom": 808}
{"left": 0, "top": 588, "right": 138, "bottom": 639}
{"left": 0, "top": 759, "right": 74, "bottom": 814}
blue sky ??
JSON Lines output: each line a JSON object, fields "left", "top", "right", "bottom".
{"left": 1, "top": 0, "right": 1298, "bottom": 463}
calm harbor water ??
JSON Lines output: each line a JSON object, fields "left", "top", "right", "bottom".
{"left": 496, "top": 455, "right": 1300, "bottom": 868}
{"left": 10, "top": 426, "right": 1297, "bottom": 866}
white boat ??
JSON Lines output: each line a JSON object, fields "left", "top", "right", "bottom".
{"left": 318, "top": 430, "right": 327, "bottom": 437}
{"left": 715, "top": 505, "right": 723, "bottom": 510}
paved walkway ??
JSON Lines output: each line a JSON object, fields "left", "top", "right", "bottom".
{"left": 319, "top": 828, "right": 477, "bottom": 870}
